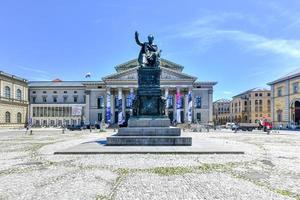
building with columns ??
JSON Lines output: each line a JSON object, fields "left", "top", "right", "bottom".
{"left": 268, "top": 68, "right": 300, "bottom": 127}
{"left": 0, "top": 71, "right": 29, "bottom": 128}
{"left": 28, "top": 58, "right": 217, "bottom": 126}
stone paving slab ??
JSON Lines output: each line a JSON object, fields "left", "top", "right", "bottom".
{"left": 54, "top": 136, "right": 245, "bottom": 154}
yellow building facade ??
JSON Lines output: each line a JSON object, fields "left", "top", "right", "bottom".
{"left": 268, "top": 69, "right": 300, "bottom": 127}
{"left": 231, "top": 88, "right": 271, "bottom": 123}
{"left": 0, "top": 71, "right": 29, "bottom": 128}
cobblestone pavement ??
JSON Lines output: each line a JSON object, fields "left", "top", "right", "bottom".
{"left": 0, "top": 129, "right": 299, "bottom": 200}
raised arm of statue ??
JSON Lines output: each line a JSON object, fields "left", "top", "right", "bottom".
{"left": 135, "top": 31, "right": 143, "bottom": 46}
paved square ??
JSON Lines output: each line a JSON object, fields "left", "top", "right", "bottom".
{"left": 0, "top": 129, "right": 300, "bottom": 200}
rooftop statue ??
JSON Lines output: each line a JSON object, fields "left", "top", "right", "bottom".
{"left": 135, "top": 31, "right": 161, "bottom": 67}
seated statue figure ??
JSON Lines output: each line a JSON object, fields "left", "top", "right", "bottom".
{"left": 135, "top": 31, "right": 161, "bottom": 67}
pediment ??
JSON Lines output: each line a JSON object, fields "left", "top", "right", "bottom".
{"left": 115, "top": 58, "right": 184, "bottom": 73}
{"left": 103, "top": 66, "right": 197, "bottom": 82}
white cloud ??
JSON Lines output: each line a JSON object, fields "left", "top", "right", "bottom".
{"left": 172, "top": 25, "right": 300, "bottom": 59}
{"left": 223, "top": 91, "right": 233, "bottom": 95}
{"left": 16, "top": 65, "right": 49, "bottom": 75}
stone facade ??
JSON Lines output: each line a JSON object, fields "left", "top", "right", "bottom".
{"left": 28, "top": 58, "right": 217, "bottom": 126}
{"left": 213, "top": 99, "right": 231, "bottom": 125}
{"left": 0, "top": 71, "right": 28, "bottom": 128}
{"left": 268, "top": 69, "right": 300, "bottom": 127}
{"left": 231, "top": 88, "right": 271, "bottom": 123}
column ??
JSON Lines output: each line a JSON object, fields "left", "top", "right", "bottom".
{"left": 271, "top": 85, "right": 274, "bottom": 124}
{"left": 164, "top": 87, "right": 169, "bottom": 116}
{"left": 85, "top": 91, "right": 90, "bottom": 124}
{"left": 118, "top": 88, "right": 124, "bottom": 124}
{"left": 176, "top": 87, "right": 181, "bottom": 123}
{"left": 106, "top": 88, "right": 111, "bottom": 124}
{"left": 208, "top": 89, "right": 213, "bottom": 123}
{"left": 130, "top": 88, "right": 134, "bottom": 115}
{"left": 285, "top": 80, "right": 290, "bottom": 125}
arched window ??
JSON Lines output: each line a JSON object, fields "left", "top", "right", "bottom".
{"left": 4, "top": 86, "right": 11, "bottom": 98}
{"left": 17, "top": 112, "right": 22, "bottom": 123}
{"left": 16, "top": 89, "right": 22, "bottom": 100}
{"left": 5, "top": 112, "right": 11, "bottom": 123}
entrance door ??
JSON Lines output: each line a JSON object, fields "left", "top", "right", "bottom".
{"left": 115, "top": 111, "right": 119, "bottom": 124}
{"left": 295, "top": 101, "right": 300, "bottom": 124}
{"left": 168, "top": 111, "right": 173, "bottom": 122}
{"left": 180, "top": 111, "right": 185, "bottom": 123}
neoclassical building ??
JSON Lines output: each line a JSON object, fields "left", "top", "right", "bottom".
{"left": 268, "top": 68, "right": 300, "bottom": 127}
{"left": 29, "top": 59, "right": 217, "bottom": 126}
{"left": 0, "top": 71, "right": 29, "bottom": 128}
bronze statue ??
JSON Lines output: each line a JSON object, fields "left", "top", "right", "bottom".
{"left": 135, "top": 31, "right": 161, "bottom": 67}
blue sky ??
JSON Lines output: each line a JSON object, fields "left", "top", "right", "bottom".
{"left": 1, "top": 0, "right": 300, "bottom": 100}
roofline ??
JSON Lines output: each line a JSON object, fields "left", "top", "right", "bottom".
{"left": 267, "top": 73, "right": 300, "bottom": 85}
{"left": 232, "top": 88, "right": 271, "bottom": 98}
{"left": 194, "top": 81, "right": 218, "bottom": 86}
{"left": 0, "top": 71, "right": 28, "bottom": 82}
{"left": 114, "top": 58, "right": 184, "bottom": 72}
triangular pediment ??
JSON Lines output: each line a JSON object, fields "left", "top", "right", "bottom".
{"left": 103, "top": 66, "right": 197, "bottom": 83}
{"left": 115, "top": 58, "right": 184, "bottom": 73}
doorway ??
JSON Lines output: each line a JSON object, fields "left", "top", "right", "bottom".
{"left": 295, "top": 101, "right": 300, "bottom": 124}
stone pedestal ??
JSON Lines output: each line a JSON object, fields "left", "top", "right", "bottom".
{"left": 106, "top": 65, "right": 192, "bottom": 146}
{"left": 106, "top": 116, "right": 192, "bottom": 146}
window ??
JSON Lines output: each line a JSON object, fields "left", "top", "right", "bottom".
{"left": 277, "top": 110, "right": 282, "bottom": 122}
{"left": 259, "top": 93, "right": 262, "bottom": 96}
{"left": 125, "top": 95, "right": 132, "bottom": 108}
{"left": 167, "top": 95, "right": 174, "bottom": 108}
{"left": 255, "top": 93, "right": 258, "bottom": 97}
{"left": 259, "top": 100, "right": 263, "bottom": 105}
{"left": 278, "top": 88, "right": 282, "bottom": 97}
{"left": 179, "top": 96, "right": 184, "bottom": 109}
{"left": 63, "top": 96, "right": 68, "bottom": 103}
{"left": 32, "top": 91, "right": 36, "bottom": 94}
{"left": 53, "top": 96, "right": 57, "bottom": 103}
{"left": 293, "top": 82, "right": 299, "bottom": 93}
{"left": 195, "top": 96, "right": 201, "bottom": 108}
{"left": 98, "top": 113, "right": 103, "bottom": 122}
{"left": 16, "top": 89, "right": 22, "bottom": 100}
{"left": 4, "top": 86, "right": 10, "bottom": 98}
{"left": 196, "top": 113, "right": 201, "bottom": 122}
{"left": 74, "top": 96, "right": 78, "bottom": 103}
{"left": 74, "top": 91, "right": 77, "bottom": 94}
{"left": 42, "top": 96, "right": 47, "bottom": 103}
{"left": 53, "top": 91, "right": 57, "bottom": 94}
{"left": 97, "top": 96, "right": 104, "bottom": 109}
{"left": 5, "top": 112, "right": 10, "bottom": 123}
{"left": 32, "top": 97, "right": 36, "bottom": 103}
{"left": 115, "top": 96, "right": 120, "bottom": 109}
{"left": 267, "top": 93, "right": 271, "bottom": 96}
{"left": 17, "top": 112, "right": 22, "bottom": 124}
{"left": 64, "top": 91, "right": 67, "bottom": 94}
{"left": 43, "top": 91, "right": 47, "bottom": 94}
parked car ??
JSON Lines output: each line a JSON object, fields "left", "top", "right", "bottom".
{"left": 225, "top": 123, "right": 235, "bottom": 129}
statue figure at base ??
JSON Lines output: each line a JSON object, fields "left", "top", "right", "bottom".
{"left": 135, "top": 31, "right": 161, "bottom": 67}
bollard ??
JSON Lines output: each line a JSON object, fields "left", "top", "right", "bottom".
{"left": 62, "top": 129, "right": 65, "bottom": 134}
{"left": 30, "top": 130, "right": 33, "bottom": 135}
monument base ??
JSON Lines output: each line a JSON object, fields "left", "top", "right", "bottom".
{"left": 106, "top": 116, "right": 192, "bottom": 146}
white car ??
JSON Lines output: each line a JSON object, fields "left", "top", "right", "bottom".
{"left": 225, "top": 123, "right": 235, "bottom": 129}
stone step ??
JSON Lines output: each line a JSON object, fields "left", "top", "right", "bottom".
{"left": 128, "top": 117, "right": 170, "bottom": 127}
{"left": 106, "top": 136, "right": 192, "bottom": 146}
{"left": 117, "top": 127, "right": 181, "bottom": 136}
